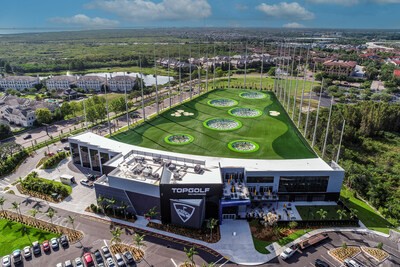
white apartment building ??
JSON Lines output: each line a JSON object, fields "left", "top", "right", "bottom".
{"left": 46, "top": 76, "right": 77, "bottom": 90}
{"left": 77, "top": 76, "right": 106, "bottom": 92}
{"left": 0, "top": 76, "right": 39, "bottom": 91}
{"left": 108, "top": 76, "right": 137, "bottom": 92}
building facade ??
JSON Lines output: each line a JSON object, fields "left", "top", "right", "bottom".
{"left": 0, "top": 76, "right": 39, "bottom": 91}
{"left": 77, "top": 76, "right": 106, "bottom": 92}
{"left": 46, "top": 76, "right": 77, "bottom": 90}
{"left": 108, "top": 76, "right": 137, "bottom": 92}
{"left": 69, "top": 133, "right": 345, "bottom": 229}
{"left": 322, "top": 60, "right": 357, "bottom": 77}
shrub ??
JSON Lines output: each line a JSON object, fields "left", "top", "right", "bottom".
{"left": 376, "top": 242, "right": 383, "bottom": 250}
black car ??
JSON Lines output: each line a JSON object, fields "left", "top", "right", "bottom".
{"left": 315, "top": 259, "right": 330, "bottom": 267}
{"left": 123, "top": 251, "right": 134, "bottom": 264}
{"left": 60, "top": 138, "right": 68, "bottom": 143}
{"left": 32, "top": 241, "right": 41, "bottom": 255}
{"left": 12, "top": 249, "right": 22, "bottom": 265}
{"left": 60, "top": 235, "right": 68, "bottom": 247}
{"left": 23, "top": 134, "right": 32, "bottom": 140}
{"left": 93, "top": 249, "right": 103, "bottom": 264}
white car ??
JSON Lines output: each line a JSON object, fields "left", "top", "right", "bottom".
{"left": 50, "top": 237, "right": 59, "bottom": 249}
{"left": 106, "top": 257, "right": 116, "bottom": 267}
{"left": 1, "top": 255, "right": 11, "bottom": 267}
{"left": 75, "top": 257, "right": 83, "bottom": 267}
{"left": 23, "top": 246, "right": 31, "bottom": 259}
{"left": 280, "top": 247, "right": 296, "bottom": 260}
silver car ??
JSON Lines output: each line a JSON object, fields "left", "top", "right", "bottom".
{"left": 1, "top": 255, "right": 11, "bottom": 267}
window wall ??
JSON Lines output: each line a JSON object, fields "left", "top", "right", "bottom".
{"left": 90, "top": 149, "right": 100, "bottom": 172}
{"left": 71, "top": 143, "right": 80, "bottom": 165}
{"left": 80, "top": 146, "right": 91, "bottom": 168}
{"left": 278, "top": 176, "right": 329, "bottom": 193}
{"left": 247, "top": 176, "right": 274, "bottom": 183}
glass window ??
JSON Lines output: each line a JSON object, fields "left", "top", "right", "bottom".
{"left": 71, "top": 143, "right": 80, "bottom": 165}
{"left": 100, "top": 152, "right": 110, "bottom": 165}
{"left": 278, "top": 176, "right": 329, "bottom": 193}
{"left": 80, "top": 146, "right": 90, "bottom": 168}
{"left": 247, "top": 176, "right": 274, "bottom": 183}
{"left": 90, "top": 149, "right": 100, "bottom": 172}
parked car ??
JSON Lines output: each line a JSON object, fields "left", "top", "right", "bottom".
{"left": 32, "top": 241, "right": 41, "bottom": 255}
{"left": 123, "top": 251, "right": 134, "bottom": 264}
{"left": 114, "top": 253, "right": 125, "bottom": 267}
{"left": 50, "top": 237, "right": 59, "bottom": 249}
{"left": 74, "top": 257, "right": 83, "bottom": 267}
{"left": 97, "top": 263, "right": 105, "bottom": 267}
{"left": 60, "top": 235, "right": 68, "bottom": 247}
{"left": 344, "top": 258, "right": 362, "bottom": 267}
{"left": 23, "top": 246, "right": 31, "bottom": 259}
{"left": 57, "top": 149, "right": 63, "bottom": 153}
{"left": 42, "top": 240, "right": 50, "bottom": 252}
{"left": 64, "top": 260, "right": 73, "bottom": 267}
{"left": 80, "top": 179, "right": 93, "bottom": 187}
{"left": 106, "top": 257, "right": 116, "bottom": 267}
{"left": 83, "top": 252, "right": 94, "bottom": 267}
{"left": 2, "top": 255, "right": 11, "bottom": 267}
{"left": 12, "top": 249, "right": 22, "bottom": 265}
{"left": 56, "top": 263, "right": 62, "bottom": 267}
{"left": 93, "top": 249, "right": 103, "bottom": 264}
{"left": 23, "top": 134, "right": 32, "bottom": 140}
{"left": 101, "top": 246, "right": 111, "bottom": 259}
{"left": 63, "top": 146, "right": 70, "bottom": 151}
{"left": 315, "top": 259, "right": 330, "bottom": 267}
{"left": 280, "top": 247, "right": 296, "bottom": 260}
{"left": 60, "top": 138, "right": 68, "bottom": 143}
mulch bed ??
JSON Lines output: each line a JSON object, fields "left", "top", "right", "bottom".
{"left": 16, "top": 184, "right": 63, "bottom": 203}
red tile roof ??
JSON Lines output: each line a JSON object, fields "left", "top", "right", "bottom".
{"left": 323, "top": 60, "right": 357, "bottom": 68}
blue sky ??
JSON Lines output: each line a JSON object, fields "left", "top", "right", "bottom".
{"left": 1, "top": 0, "right": 399, "bottom": 32}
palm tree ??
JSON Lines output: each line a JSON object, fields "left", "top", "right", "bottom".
{"left": 0, "top": 196, "right": 6, "bottom": 212}
{"left": 110, "top": 227, "right": 122, "bottom": 245}
{"left": 133, "top": 233, "right": 146, "bottom": 251}
{"left": 119, "top": 201, "right": 129, "bottom": 219}
{"left": 107, "top": 197, "right": 117, "bottom": 217}
{"left": 65, "top": 215, "right": 76, "bottom": 230}
{"left": 184, "top": 247, "right": 198, "bottom": 267}
{"left": 46, "top": 207, "right": 57, "bottom": 224}
{"left": 28, "top": 209, "right": 41, "bottom": 227}
{"left": 11, "top": 201, "right": 21, "bottom": 219}
{"left": 349, "top": 208, "right": 358, "bottom": 220}
{"left": 316, "top": 208, "right": 327, "bottom": 220}
{"left": 97, "top": 195, "right": 106, "bottom": 213}
{"left": 207, "top": 218, "right": 218, "bottom": 241}
{"left": 145, "top": 206, "right": 158, "bottom": 221}
{"left": 337, "top": 209, "right": 347, "bottom": 220}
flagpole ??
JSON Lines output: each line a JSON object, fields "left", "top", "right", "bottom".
{"left": 292, "top": 46, "right": 302, "bottom": 120}
{"left": 154, "top": 44, "right": 159, "bottom": 114}
{"left": 260, "top": 39, "right": 265, "bottom": 90}
{"left": 336, "top": 120, "right": 346, "bottom": 163}
{"left": 228, "top": 40, "right": 231, "bottom": 89}
{"left": 104, "top": 74, "right": 111, "bottom": 136}
{"left": 139, "top": 55, "right": 146, "bottom": 121}
{"left": 322, "top": 96, "right": 334, "bottom": 159}
{"left": 312, "top": 78, "right": 324, "bottom": 147}
{"left": 304, "top": 64, "right": 316, "bottom": 137}
{"left": 297, "top": 43, "right": 310, "bottom": 127}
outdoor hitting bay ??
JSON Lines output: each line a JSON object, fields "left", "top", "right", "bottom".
{"left": 111, "top": 89, "right": 317, "bottom": 159}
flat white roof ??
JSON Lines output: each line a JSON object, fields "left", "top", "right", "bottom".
{"left": 69, "top": 132, "right": 339, "bottom": 173}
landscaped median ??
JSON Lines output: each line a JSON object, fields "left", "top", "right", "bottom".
{"left": 17, "top": 172, "right": 72, "bottom": 202}
{"left": 40, "top": 151, "right": 69, "bottom": 169}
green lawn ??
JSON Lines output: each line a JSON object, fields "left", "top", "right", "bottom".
{"left": 0, "top": 219, "right": 58, "bottom": 256}
{"left": 111, "top": 88, "right": 316, "bottom": 159}
{"left": 340, "top": 187, "right": 396, "bottom": 234}
{"left": 296, "top": 205, "right": 347, "bottom": 220}
{"left": 252, "top": 237, "right": 272, "bottom": 254}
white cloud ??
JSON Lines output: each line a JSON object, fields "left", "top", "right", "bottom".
{"left": 49, "top": 14, "right": 119, "bottom": 27}
{"left": 235, "top": 3, "right": 248, "bottom": 10}
{"left": 307, "top": 0, "right": 359, "bottom": 5}
{"left": 86, "top": 0, "right": 212, "bottom": 21}
{"left": 256, "top": 2, "right": 314, "bottom": 20}
{"left": 373, "top": 0, "right": 400, "bottom": 3}
{"left": 283, "top": 22, "right": 305, "bottom": 28}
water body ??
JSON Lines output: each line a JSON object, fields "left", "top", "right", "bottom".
{"left": 85, "top": 72, "right": 174, "bottom": 86}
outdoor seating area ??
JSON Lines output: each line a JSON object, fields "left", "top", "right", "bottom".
{"left": 241, "top": 202, "right": 302, "bottom": 221}
{"left": 222, "top": 180, "right": 250, "bottom": 200}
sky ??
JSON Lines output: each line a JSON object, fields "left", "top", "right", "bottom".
{"left": 1, "top": 0, "right": 400, "bottom": 33}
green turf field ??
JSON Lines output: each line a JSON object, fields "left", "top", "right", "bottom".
{"left": 111, "top": 88, "right": 316, "bottom": 159}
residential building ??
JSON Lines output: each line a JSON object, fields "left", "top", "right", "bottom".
{"left": 77, "top": 76, "right": 106, "bottom": 92}
{"left": 0, "top": 76, "right": 39, "bottom": 91}
{"left": 108, "top": 76, "right": 137, "bottom": 92}
{"left": 0, "top": 95, "right": 57, "bottom": 127}
{"left": 46, "top": 75, "right": 77, "bottom": 90}
{"left": 322, "top": 60, "right": 357, "bottom": 77}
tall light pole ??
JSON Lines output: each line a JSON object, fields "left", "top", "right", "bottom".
{"left": 123, "top": 72, "right": 130, "bottom": 129}
{"left": 244, "top": 40, "right": 248, "bottom": 88}
{"left": 213, "top": 42, "right": 216, "bottom": 90}
{"left": 189, "top": 43, "right": 193, "bottom": 99}
{"left": 104, "top": 74, "right": 111, "bottom": 136}
{"left": 167, "top": 45, "right": 172, "bottom": 109}
{"left": 322, "top": 96, "right": 334, "bottom": 159}
{"left": 228, "top": 40, "right": 232, "bottom": 89}
{"left": 292, "top": 47, "right": 303, "bottom": 120}
{"left": 297, "top": 43, "right": 310, "bottom": 127}
{"left": 312, "top": 79, "right": 324, "bottom": 147}
{"left": 153, "top": 44, "right": 159, "bottom": 114}
{"left": 205, "top": 43, "right": 209, "bottom": 92}
{"left": 139, "top": 55, "right": 146, "bottom": 121}
{"left": 260, "top": 39, "right": 265, "bottom": 90}
{"left": 336, "top": 120, "right": 346, "bottom": 163}
{"left": 304, "top": 64, "right": 316, "bottom": 137}
{"left": 197, "top": 42, "right": 201, "bottom": 95}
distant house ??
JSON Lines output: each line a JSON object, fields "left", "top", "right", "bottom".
{"left": 0, "top": 95, "right": 57, "bottom": 127}
{"left": 0, "top": 76, "right": 40, "bottom": 91}
{"left": 322, "top": 60, "right": 357, "bottom": 77}
{"left": 46, "top": 75, "right": 77, "bottom": 90}
{"left": 351, "top": 65, "right": 366, "bottom": 78}
{"left": 108, "top": 76, "right": 137, "bottom": 92}
{"left": 77, "top": 76, "right": 106, "bottom": 92}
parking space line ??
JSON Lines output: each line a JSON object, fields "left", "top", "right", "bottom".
{"left": 322, "top": 255, "right": 339, "bottom": 267}
{"left": 170, "top": 258, "right": 178, "bottom": 267}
